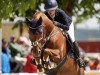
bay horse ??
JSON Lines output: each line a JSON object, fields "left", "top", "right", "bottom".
{"left": 26, "top": 12, "right": 84, "bottom": 75}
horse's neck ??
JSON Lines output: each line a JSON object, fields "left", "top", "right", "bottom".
{"left": 34, "top": 12, "right": 57, "bottom": 38}
{"left": 34, "top": 12, "right": 55, "bottom": 36}
{"left": 34, "top": 12, "right": 54, "bottom": 29}
{"left": 43, "top": 17, "right": 57, "bottom": 38}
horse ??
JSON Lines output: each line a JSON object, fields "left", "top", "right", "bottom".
{"left": 26, "top": 12, "right": 84, "bottom": 75}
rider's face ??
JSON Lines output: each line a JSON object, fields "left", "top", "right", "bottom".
{"left": 48, "top": 10, "right": 56, "bottom": 18}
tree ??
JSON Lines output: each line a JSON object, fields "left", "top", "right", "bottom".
{"left": 0, "top": 0, "right": 43, "bottom": 21}
{"left": 0, "top": 0, "right": 43, "bottom": 36}
{"left": 0, "top": 0, "right": 100, "bottom": 23}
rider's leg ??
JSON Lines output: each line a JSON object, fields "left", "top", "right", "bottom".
{"left": 68, "top": 22, "right": 85, "bottom": 68}
{"left": 73, "top": 41, "right": 86, "bottom": 68}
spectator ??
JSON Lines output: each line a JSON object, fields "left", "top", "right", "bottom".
{"left": 84, "top": 57, "right": 91, "bottom": 71}
{"left": 1, "top": 38, "right": 11, "bottom": 73}
{"left": 9, "top": 35, "right": 22, "bottom": 57}
{"left": 90, "top": 58, "right": 99, "bottom": 70}
{"left": 9, "top": 35, "right": 24, "bottom": 73}
{"left": 17, "top": 36, "right": 31, "bottom": 57}
{"left": 96, "top": 61, "right": 100, "bottom": 70}
{"left": 23, "top": 50, "right": 37, "bottom": 73}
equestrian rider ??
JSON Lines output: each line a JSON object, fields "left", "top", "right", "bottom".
{"left": 44, "top": 0, "right": 85, "bottom": 68}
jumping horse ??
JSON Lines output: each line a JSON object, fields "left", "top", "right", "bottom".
{"left": 26, "top": 12, "right": 84, "bottom": 75}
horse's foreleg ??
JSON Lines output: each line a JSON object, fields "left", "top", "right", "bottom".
{"left": 34, "top": 57, "right": 43, "bottom": 72}
{"left": 44, "top": 48, "right": 61, "bottom": 63}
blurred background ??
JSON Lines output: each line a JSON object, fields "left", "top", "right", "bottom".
{"left": 0, "top": 0, "right": 100, "bottom": 75}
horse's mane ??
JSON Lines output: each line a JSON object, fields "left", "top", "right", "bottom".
{"left": 33, "top": 12, "right": 54, "bottom": 27}
{"left": 33, "top": 12, "right": 45, "bottom": 19}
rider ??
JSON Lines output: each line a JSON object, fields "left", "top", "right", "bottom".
{"left": 44, "top": 0, "right": 85, "bottom": 68}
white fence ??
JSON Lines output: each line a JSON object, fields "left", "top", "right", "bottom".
{"left": 0, "top": 73, "right": 45, "bottom": 75}
{"left": 85, "top": 70, "right": 100, "bottom": 75}
{"left": 1, "top": 71, "right": 100, "bottom": 75}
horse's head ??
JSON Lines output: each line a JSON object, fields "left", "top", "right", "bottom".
{"left": 26, "top": 17, "right": 43, "bottom": 35}
{"left": 26, "top": 17, "right": 44, "bottom": 58}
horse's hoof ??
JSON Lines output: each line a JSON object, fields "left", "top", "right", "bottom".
{"left": 37, "top": 64, "right": 43, "bottom": 69}
{"left": 30, "top": 59, "right": 36, "bottom": 65}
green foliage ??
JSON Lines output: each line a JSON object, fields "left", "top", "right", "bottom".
{"left": 0, "top": 0, "right": 99, "bottom": 23}
{"left": 57, "top": 0, "right": 100, "bottom": 23}
{"left": 0, "top": 0, "right": 43, "bottom": 21}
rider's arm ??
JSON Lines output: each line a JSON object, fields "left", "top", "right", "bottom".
{"left": 54, "top": 9, "right": 72, "bottom": 31}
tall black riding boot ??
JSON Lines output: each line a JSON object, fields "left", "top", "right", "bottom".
{"left": 73, "top": 42, "right": 86, "bottom": 68}
{"left": 65, "top": 32, "right": 85, "bottom": 68}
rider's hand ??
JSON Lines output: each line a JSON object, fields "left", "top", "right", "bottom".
{"left": 53, "top": 21, "right": 60, "bottom": 26}
{"left": 53, "top": 21, "right": 69, "bottom": 31}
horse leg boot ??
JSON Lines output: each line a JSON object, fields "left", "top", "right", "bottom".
{"left": 73, "top": 41, "right": 86, "bottom": 68}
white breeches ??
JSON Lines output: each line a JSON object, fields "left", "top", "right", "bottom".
{"left": 68, "top": 21, "right": 75, "bottom": 42}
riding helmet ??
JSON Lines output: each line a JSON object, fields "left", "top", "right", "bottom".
{"left": 44, "top": 0, "right": 58, "bottom": 11}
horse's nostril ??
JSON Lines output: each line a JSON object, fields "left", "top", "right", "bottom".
{"left": 38, "top": 50, "right": 41, "bottom": 54}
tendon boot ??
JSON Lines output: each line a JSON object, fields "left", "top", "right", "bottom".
{"left": 73, "top": 42, "right": 86, "bottom": 68}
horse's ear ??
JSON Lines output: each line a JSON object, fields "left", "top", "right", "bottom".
{"left": 39, "top": 17, "right": 42, "bottom": 23}
{"left": 25, "top": 17, "right": 31, "bottom": 25}
{"left": 37, "top": 17, "right": 42, "bottom": 26}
